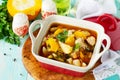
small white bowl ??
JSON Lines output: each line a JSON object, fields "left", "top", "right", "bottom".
{"left": 29, "top": 15, "right": 111, "bottom": 77}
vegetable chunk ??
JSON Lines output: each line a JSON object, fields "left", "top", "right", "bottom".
{"left": 74, "top": 31, "right": 90, "bottom": 39}
{"left": 46, "top": 38, "right": 59, "bottom": 52}
{"left": 59, "top": 41, "right": 73, "bottom": 54}
{"left": 65, "top": 34, "right": 75, "bottom": 46}
{"left": 54, "top": 28, "right": 63, "bottom": 36}
{"left": 86, "top": 36, "right": 96, "bottom": 46}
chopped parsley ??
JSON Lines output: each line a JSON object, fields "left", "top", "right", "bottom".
{"left": 56, "top": 29, "right": 68, "bottom": 42}
{"left": 74, "top": 43, "right": 80, "bottom": 51}
{"left": 0, "top": 0, "right": 20, "bottom": 46}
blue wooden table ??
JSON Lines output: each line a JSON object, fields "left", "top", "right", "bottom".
{"left": 0, "top": 1, "right": 34, "bottom": 80}
{"left": 0, "top": 36, "right": 34, "bottom": 80}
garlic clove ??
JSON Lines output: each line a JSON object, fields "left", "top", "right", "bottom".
{"left": 12, "top": 13, "right": 29, "bottom": 37}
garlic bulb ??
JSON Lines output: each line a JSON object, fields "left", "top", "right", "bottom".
{"left": 42, "top": 0, "right": 57, "bottom": 19}
{"left": 12, "top": 13, "right": 29, "bottom": 36}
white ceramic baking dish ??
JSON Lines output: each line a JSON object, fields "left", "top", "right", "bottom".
{"left": 29, "top": 15, "right": 111, "bottom": 77}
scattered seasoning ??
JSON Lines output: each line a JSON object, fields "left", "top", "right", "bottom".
{"left": 4, "top": 53, "right": 7, "bottom": 56}
{"left": 13, "top": 58, "right": 17, "bottom": 62}
{"left": 20, "top": 73, "right": 23, "bottom": 76}
{"left": 3, "top": 53, "right": 11, "bottom": 56}
{"left": 9, "top": 48, "right": 12, "bottom": 50}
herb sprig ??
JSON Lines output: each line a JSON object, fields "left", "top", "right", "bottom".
{"left": 56, "top": 29, "right": 68, "bottom": 42}
{"left": 0, "top": 0, "right": 20, "bottom": 46}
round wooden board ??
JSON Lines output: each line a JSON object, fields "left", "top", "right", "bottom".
{"left": 22, "top": 29, "right": 101, "bottom": 80}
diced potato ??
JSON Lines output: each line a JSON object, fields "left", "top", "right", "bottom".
{"left": 82, "top": 62, "right": 87, "bottom": 67}
{"left": 67, "top": 58, "right": 73, "bottom": 64}
{"left": 73, "top": 59, "right": 81, "bottom": 66}
{"left": 65, "top": 34, "right": 75, "bottom": 46}
{"left": 71, "top": 52, "right": 78, "bottom": 59}
{"left": 54, "top": 28, "right": 63, "bottom": 36}
{"left": 86, "top": 36, "right": 96, "bottom": 46}
{"left": 46, "top": 38, "right": 59, "bottom": 52}
{"left": 59, "top": 41, "right": 73, "bottom": 54}
{"left": 74, "top": 31, "right": 90, "bottom": 39}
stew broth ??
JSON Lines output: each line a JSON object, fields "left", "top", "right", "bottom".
{"left": 39, "top": 23, "right": 97, "bottom": 67}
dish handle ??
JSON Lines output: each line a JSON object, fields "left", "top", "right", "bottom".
{"left": 98, "top": 34, "right": 111, "bottom": 57}
{"left": 89, "top": 34, "right": 111, "bottom": 68}
{"left": 29, "top": 20, "right": 43, "bottom": 45}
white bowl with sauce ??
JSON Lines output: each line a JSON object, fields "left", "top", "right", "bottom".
{"left": 29, "top": 15, "right": 111, "bottom": 77}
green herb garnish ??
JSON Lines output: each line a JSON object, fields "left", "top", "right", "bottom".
{"left": 73, "top": 43, "right": 80, "bottom": 51}
{"left": 0, "top": 1, "right": 20, "bottom": 46}
{"left": 56, "top": 29, "right": 68, "bottom": 42}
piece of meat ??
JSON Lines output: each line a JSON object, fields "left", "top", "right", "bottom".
{"left": 75, "top": 38, "right": 87, "bottom": 49}
{"left": 86, "top": 36, "right": 96, "bottom": 46}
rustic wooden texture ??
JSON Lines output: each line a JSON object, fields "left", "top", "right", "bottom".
{"left": 22, "top": 29, "right": 101, "bottom": 80}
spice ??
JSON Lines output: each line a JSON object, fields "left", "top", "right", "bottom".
{"left": 13, "top": 58, "right": 17, "bottom": 62}
{"left": 4, "top": 53, "right": 7, "bottom": 56}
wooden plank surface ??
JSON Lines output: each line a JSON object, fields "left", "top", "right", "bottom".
{"left": 22, "top": 29, "right": 101, "bottom": 80}
{"left": 0, "top": 38, "right": 29, "bottom": 80}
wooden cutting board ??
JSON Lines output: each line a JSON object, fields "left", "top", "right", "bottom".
{"left": 22, "top": 29, "right": 101, "bottom": 80}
